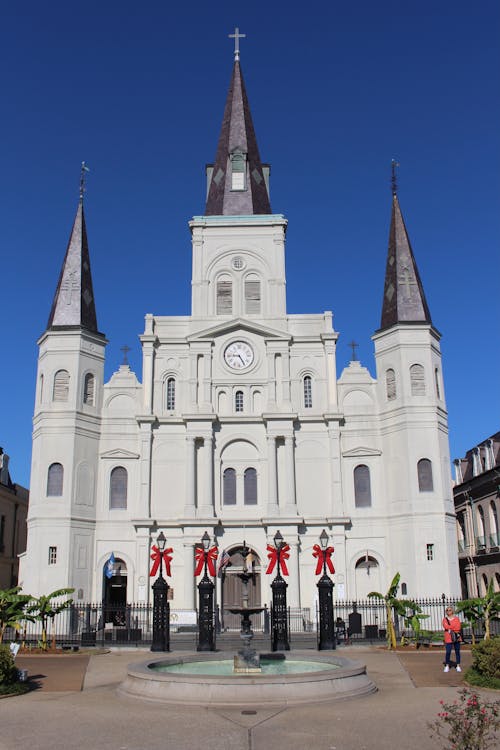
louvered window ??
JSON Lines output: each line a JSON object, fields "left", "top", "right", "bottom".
{"left": 230, "top": 150, "right": 246, "bottom": 190}
{"left": 110, "top": 466, "right": 128, "bottom": 509}
{"left": 83, "top": 373, "right": 95, "bottom": 405}
{"left": 47, "top": 463, "right": 64, "bottom": 496}
{"left": 410, "top": 364, "right": 426, "bottom": 395}
{"left": 223, "top": 468, "right": 236, "bottom": 505}
{"left": 303, "top": 376, "right": 312, "bottom": 408}
{"left": 53, "top": 370, "right": 69, "bottom": 402}
{"left": 166, "top": 377, "right": 175, "bottom": 410}
{"left": 386, "top": 369, "right": 396, "bottom": 401}
{"left": 417, "top": 459, "right": 433, "bottom": 492}
{"left": 244, "top": 467, "right": 257, "bottom": 505}
{"left": 354, "top": 464, "right": 372, "bottom": 507}
{"left": 245, "top": 279, "right": 261, "bottom": 314}
{"left": 235, "top": 391, "right": 244, "bottom": 413}
{"left": 216, "top": 280, "right": 232, "bottom": 314}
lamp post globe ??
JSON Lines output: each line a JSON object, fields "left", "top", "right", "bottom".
{"left": 317, "top": 528, "right": 335, "bottom": 650}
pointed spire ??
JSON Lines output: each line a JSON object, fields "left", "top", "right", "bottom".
{"left": 47, "top": 169, "right": 99, "bottom": 333}
{"left": 380, "top": 183, "right": 432, "bottom": 331}
{"left": 205, "top": 59, "right": 271, "bottom": 215}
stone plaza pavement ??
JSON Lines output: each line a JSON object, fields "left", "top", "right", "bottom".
{"left": 0, "top": 645, "right": 492, "bottom": 750}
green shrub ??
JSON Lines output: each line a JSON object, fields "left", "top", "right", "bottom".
{"left": 471, "top": 636, "right": 500, "bottom": 680}
{"left": 0, "top": 644, "right": 18, "bottom": 685}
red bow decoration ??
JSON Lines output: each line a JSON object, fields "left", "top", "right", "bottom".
{"left": 312, "top": 544, "right": 335, "bottom": 576}
{"left": 266, "top": 543, "right": 290, "bottom": 576}
{"left": 149, "top": 545, "right": 173, "bottom": 577}
{"left": 194, "top": 546, "right": 218, "bottom": 577}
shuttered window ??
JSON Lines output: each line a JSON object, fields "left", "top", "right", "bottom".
{"left": 386, "top": 369, "right": 396, "bottom": 401}
{"left": 235, "top": 391, "right": 244, "bottom": 413}
{"left": 217, "top": 280, "right": 232, "bottom": 314}
{"left": 223, "top": 468, "right": 236, "bottom": 505}
{"left": 417, "top": 459, "right": 433, "bottom": 492}
{"left": 110, "top": 466, "right": 128, "bottom": 509}
{"left": 244, "top": 468, "right": 257, "bottom": 505}
{"left": 47, "top": 463, "right": 64, "bottom": 496}
{"left": 83, "top": 373, "right": 95, "bottom": 405}
{"left": 53, "top": 370, "right": 69, "bottom": 402}
{"left": 354, "top": 464, "right": 372, "bottom": 507}
{"left": 166, "top": 377, "right": 175, "bottom": 410}
{"left": 410, "top": 364, "right": 426, "bottom": 395}
{"left": 303, "top": 376, "right": 312, "bottom": 408}
{"left": 245, "top": 280, "right": 261, "bottom": 314}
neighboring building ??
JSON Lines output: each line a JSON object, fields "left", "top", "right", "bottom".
{"left": 0, "top": 448, "right": 29, "bottom": 589}
{"left": 453, "top": 433, "right": 500, "bottom": 598}
{"left": 20, "top": 51, "right": 460, "bottom": 616}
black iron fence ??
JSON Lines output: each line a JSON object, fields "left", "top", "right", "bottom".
{"left": 5, "top": 597, "right": 498, "bottom": 649}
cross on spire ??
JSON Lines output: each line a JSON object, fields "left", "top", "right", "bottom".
{"left": 120, "top": 345, "right": 131, "bottom": 365}
{"left": 80, "top": 161, "right": 90, "bottom": 201}
{"left": 349, "top": 340, "right": 359, "bottom": 361}
{"left": 229, "top": 27, "right": 246, "bottom": 61}
{"left": 391, "top": 159, "right": 400, "bottom": 196}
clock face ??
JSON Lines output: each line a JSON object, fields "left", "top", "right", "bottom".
{"left": 224, "top": 341, "right": 254, "bottom": 370}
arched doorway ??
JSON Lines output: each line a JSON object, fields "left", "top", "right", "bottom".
{"left": 220, "top": 545, "right": 262, "bottom": 631}
{"left": 354, "top": 555, "right": 380, "bottom": 600}
{"left": 102, "top": 556, "right": 128, "bottom": 625}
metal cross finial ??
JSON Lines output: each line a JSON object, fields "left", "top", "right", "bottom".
{"left": 80, "top": 161, "right": 90, "bottom": 201}
{"left": 120, "top": 345, "right": 131, "bottom": 365}
{"left": 349, "top": 340, "right": 359, "bottom": 361}
{"left": 229, "top": 27, "right": 246, "bottom": 61}
{"left": 391, "top": 159, "right": 400, "bottom": 196}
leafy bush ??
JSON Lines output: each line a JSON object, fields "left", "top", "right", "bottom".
{"left": 466, "top": 636, "right": 500, "bottom": 689}
{"left": 428, "top": 688, "right": 500, "bottom": 750}
{"left": 0, "top": 644, "right": 18, "bottom": 685}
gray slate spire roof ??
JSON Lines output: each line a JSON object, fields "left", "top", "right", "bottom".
{"left": 205, "top": 60, "right": 271, "bottom": 215}
{"left": 47, "top": 198, "right": 99, "bottom": 333}
{"left": 380, "top": 194, "right": 432, "bottom": 330}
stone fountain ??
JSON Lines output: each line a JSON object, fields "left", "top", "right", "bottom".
{"left": 226, "top": 541, "right": 264, "bottom": 673}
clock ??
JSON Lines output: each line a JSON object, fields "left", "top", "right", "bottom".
{"left": 224, "top": 341, "right": 254, "bottom": 370}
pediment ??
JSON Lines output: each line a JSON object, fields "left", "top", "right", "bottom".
{"left": 188, "top": 317, "right": 290, "bottom": 342}
{"left": 100, "top": 449, "right": 140, "bottom": 460}
{"left": 342, "top": 446, "right": 382, "bottom": 458}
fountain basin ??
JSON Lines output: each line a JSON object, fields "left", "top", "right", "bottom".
{"left": 118, "top": 651, "right": 377, "bottom": 707}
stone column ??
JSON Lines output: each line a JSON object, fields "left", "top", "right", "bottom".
{"left": 199, "top": 436, "right": 214, "bottom": 517}
{"left": 267, "top": 351, "right": 277, "bottom": 406}
{"left": 324, "top": 341, "right": 338, "bottom": 408}
{"left": 328, "top": 424, "right": 343, "bottom": 516}
{"left": 138, "top": 422, "right": 153, "bottom": 517}
{"left": 284, "top": 435, "right": 297, "bottom": 513}
{"left": 183, "top": 542, "right": 196, "bottom": 609}
{"left": 282, "top": 349, "right": 291, "bottom": 406}
{"left": 285, "top": 539, "right": 301, "bottom": 609}
{"left": 267, "top": 435, "right": 279, "bottom": 515}
{"left": 142, "top": 341, "right": 155, "bottom": 413}
{"left": 184, "top": 436, "right": 196, "bottom": 516}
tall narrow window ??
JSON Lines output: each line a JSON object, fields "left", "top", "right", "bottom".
{"left": 303, "top": 376, "right": 312, "bottom": 408}
{"left": 244, "top": 468, "right": 257, "bottom": 505}
{"left": 235, "top": 391, "right": 244, "bottom": 413}
{"left": 83, "top": 373, "right": 95, "bottom": 405}
{"left": 410, "top": 364, "right": 426, "bottom": 395}
{"left": 39, "top": 374, "right": 44, "bottom": 403}
{"left": 230, "top": 149, "right": 246, "bottom": 190}
{"left": 354, "top": 464, "right": 372, "bottom": 507}
{"left": 245, "top": 277, "right": 261, "bottom": 314}
{"left": 53, "top": 370, "right": 69, "bottom": 402}
{"left": 490, "top": 502, "right": 499, "bottom": 547}
{"left": 386, "top": 369, "right": 396, "bottom": 401}
{"left": 426, "top": 543, "right": 434, "bottom": 561}
{"left": 477, "top": 506, "right": 486, "bottom": 548}
{"left": 223, "top": 468, "right": 236, "bottom": 505}
{"left": 434, "top": 368, "right": 441, "bottom": 399}
{"left": 166, "top": 377, "right": 176, "bottom": 410}
{"left": 216, "top": 278, "right": 232, "bottom": 314}
{"left": 417, "top": 458, "right": 433, "bottom": 491}
{"left": 47, "top": 463, "right": 64, "bottom": 496}
{"left": 110, "top": 466, "right": 127, "bottom": 509}
{"left": 48, "top": 546, "right": 57, "bottom": 565}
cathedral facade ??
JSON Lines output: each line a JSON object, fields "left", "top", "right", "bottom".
{"left": 20, "top": 57, "right": 461, "bottom": 615}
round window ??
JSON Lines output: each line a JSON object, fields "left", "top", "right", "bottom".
{"left": 232, "top": 256, "right": 245, "bottom": 270}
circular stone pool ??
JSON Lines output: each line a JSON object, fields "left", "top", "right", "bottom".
{"left": 118, "top": 652, "right": 376, "bottom": 708}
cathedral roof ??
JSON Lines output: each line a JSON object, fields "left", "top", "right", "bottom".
{"left": 380, "top": 194, "right": 432, "bottom": 330}
{"left": 205, "top": 60, "right": 271, "bottom": 216}
{"left": 47, "top": 197, "right": 99, "bottom": 333}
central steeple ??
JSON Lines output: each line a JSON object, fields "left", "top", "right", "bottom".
{"left": 205, "top": 55, "right": 271, "bottom": 216}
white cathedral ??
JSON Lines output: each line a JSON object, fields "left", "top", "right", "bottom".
{"left": 20, "top": 51, "right": 461, "bottom": 618}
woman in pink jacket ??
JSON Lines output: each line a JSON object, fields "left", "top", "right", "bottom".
{"left": 442, "top": 605, "right": 462, "bottom": 673}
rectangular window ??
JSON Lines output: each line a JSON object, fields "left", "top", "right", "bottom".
{"left": 426, "top": 543, "right": 434, "bottom": 561}
{"left": 216, "top": 281, "right": 232, "bottom": 314}
{"left": 245, "top": 280, "right": 261, "bottom": 314}
{"left": 48, "top": 546, "right": 57, "bottom": 565}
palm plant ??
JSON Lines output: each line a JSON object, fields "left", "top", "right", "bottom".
{"left": 368, "top": 572, "right": 427, "bottom": 650}
{"left": 457, "top": 580, "right": 500, "bottom": 641}
{"left": 0, "top": 587, "right": 32, "bottom": 644}
{"left": 30, "top": 589, "right": 74, "bottom": 651}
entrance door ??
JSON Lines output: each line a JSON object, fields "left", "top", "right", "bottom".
{"left": 220, "top": 547, "right": 261, "bottom": 630}
{"left": 103, "top": 557, "right": 127, "bottom": 625}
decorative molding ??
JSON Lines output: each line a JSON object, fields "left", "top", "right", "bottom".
{"left": 342, "top": 446, "right": 382, "bottom": 458}
{"left": 100, "top": 449, "right": 140, "bottom": 460}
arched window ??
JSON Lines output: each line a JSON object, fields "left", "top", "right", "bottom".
{"left": 39, "top": 374, "right": 44, "bottom": 404}
{"left": 354, "top": 464, "right": 372, "bottom": 507}
{"left": 386, "top": 369, "right": 396, "bottom": 401}
{"left": 230, "top": 149, "right": 246, "bottom": 190}
{"left": 303, "top": 376, "right": 312, "bottom": 408}
{"left": 477, "top": 506, "right": 486, "bottom": 547}
{"left": 495, "top": 573, "right": 500, "bottom": 592}
{"left": 47, "top": 463, "right": 63, "bottom": 496}
{"left": 166, "top": 377, "right": 175, "bottom": 411}
{"left": 481, "top": 574, "right": 488, "bottom": 596}
{"left": 216, "top": 277, "right": 232, "bottom": 314}
{"left": 457, "top": 512, "right": 467, "bottom": 547}
{"left": 83, "top": 373, "right": 95, "bottom": 405}
{"left": 244, "top": 275, "right": 261, "bottom": 314}
{"left": 410, "top": 364, "right": 426, "bottom": 395}
{"left": 244, "top": 468, "right": 257, "bottom": 505}
{"left": 53, "top": 370, "right": 69, "bottom": 402}
{"left": 434, "top": 368, "right": 441, "bottom": 399}
{"left": 223, "top": 468, "right": 236, "bottom": 505}
{"left": 110, "top": 467, "right": 127, "bottom": 509}
{"left": 490, "top": 501, "right": 499, "bottom": 546}
{"left": 235, "top": 391, "right": 244, "bottom": 413}
{"left": 417, "top": 458, "right": 433, "bottom": 492}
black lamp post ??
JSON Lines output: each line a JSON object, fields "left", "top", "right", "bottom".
{"left": 151, "top": 531, "right": 170, "bottom": 652}
{"left": 271, "top": 530, "right": 290, "bottom": 651}
{"left": 197, "top": 530, "right": 216, "bottom": 651}
{"left": 317, "top": 528, "right": 335, "bottom": 650}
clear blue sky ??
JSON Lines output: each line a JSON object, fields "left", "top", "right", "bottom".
{"left": 1, "top": 1, "right": 499, "bottom": 487}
